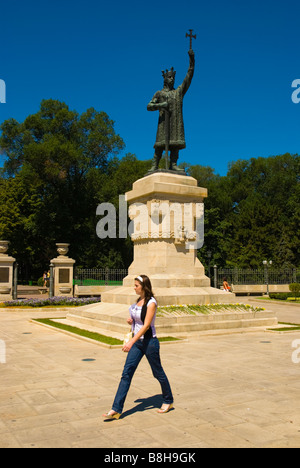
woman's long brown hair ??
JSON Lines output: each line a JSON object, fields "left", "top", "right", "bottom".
{"left": 135, "top": 274, "right": 155, "bottom": 305}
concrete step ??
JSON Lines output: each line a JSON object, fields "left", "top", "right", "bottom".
{"left": 66, "top": 305, "right": 277, "bottom": 337}
{"left": 100, "top": 286, "right": 236, "bottom": 306}
{"left": 52, "top": 318, "right": 126, "bottom": 341}
{"left": 66, "top": 313, "right": 130, "bottom": 334}
{"left": 156, "top": 317, "right": 277, "bottom": 334}
{"left": 67, "top": 310, "right": 127, "bottom": 325}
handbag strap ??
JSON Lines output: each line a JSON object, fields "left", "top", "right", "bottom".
{"left": 141, "top": 300, "right": 153, "bottom": 339}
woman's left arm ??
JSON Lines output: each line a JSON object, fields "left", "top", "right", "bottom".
{"left": 122, "top": 302, "right": 156, "bottom": 353}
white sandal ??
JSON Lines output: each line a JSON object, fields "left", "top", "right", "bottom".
{"left": 157, "top": 403, "right": 173, "bottom": 414}
{"left": 102, "top": 410, "right": 121, "bottom": 420}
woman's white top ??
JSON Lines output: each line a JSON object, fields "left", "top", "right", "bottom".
{"left": 129, "top": 297, "right": 157, "bottom": 339}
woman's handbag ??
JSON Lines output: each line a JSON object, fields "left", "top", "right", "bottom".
{"left": 123, "top": 330, "right": 133, "bottom": 345}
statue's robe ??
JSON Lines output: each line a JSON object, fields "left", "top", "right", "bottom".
{"left": 148, "top": 60, "right": 194, "bottom": 150}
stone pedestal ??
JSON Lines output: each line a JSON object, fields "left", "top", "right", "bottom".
{"left": 101, "top": 172, "right": 234, "bottom": 305}
{"left": 65, "top": 174, "right": 279, "bottom": 335}
{"left": 0, "top": 241, "right": 15, "bottom": 302}
{"left": 50, "top": 243, "right": 75, "bottom": 297}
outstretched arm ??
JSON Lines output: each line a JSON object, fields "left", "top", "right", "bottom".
{"left": 181, "top": 49, "right": 195, "bottom": 95}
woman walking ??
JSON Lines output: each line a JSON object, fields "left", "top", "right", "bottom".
{"left": 103, "top": 274, "right": 174, "bottom": 420}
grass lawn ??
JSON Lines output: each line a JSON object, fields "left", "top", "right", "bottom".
{"left": 32, "top": 318, "right": 180, "bottom": 346}
{"left": 268, "top": 322, "right": 300, "bottom": 332}
{"left": 256, "top": 296, "right": 300, "bottom": 303}
{"left": 33, "top": 318, "right": 123, "bottom": 345}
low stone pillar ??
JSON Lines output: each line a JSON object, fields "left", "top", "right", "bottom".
{"left": 50, "top": 243, "right": 75, "bottom": 297}
{"left": 0, "top": 241, "right": 16, "bottom": 301}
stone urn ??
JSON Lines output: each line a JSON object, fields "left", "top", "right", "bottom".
{"left": 56, "top": 243, "right": 69, "bottom": 257}
{"left": 0, "top": 241, "right": 9, "bottom": 256}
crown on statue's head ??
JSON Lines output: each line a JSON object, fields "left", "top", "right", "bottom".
{"left": 162, "top": 67, "right": 176, "bottom": 79}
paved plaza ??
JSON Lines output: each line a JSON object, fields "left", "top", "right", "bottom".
{"left": 0, "top": 299, "right": 300, "bottom": 448}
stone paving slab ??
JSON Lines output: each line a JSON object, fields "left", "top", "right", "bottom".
{"left": 0, "top": 302, "right": 300, "bottom": 448}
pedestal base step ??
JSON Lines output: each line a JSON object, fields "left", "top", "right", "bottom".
{"left": 101, "top": 286, "right": 236, "bottom": 306}
{"left": 63, "top": 302, "right": 277, "bottom": 338}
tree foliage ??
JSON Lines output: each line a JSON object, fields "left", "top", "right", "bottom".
{"left": 185, "top": 153, "right": 299, "bottom": 270}
{"left": 0, "top": 99, "right": 299, "bottom": 281}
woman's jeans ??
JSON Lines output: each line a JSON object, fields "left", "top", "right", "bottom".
{"left": 112, "top": 337, "right": 173, "bottom": 413}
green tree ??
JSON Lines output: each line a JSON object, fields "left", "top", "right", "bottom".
{"left": 186, "top": 154, "right": 299, "bottom": 269}
{"left": 1, "top": 99, "right": 299, "bottom": 281}
{"left": 182, "top": 163, "right": 234, "bottom": 270}
{"left": 0, "top": 99, "right": 126, "bottom": 279}
{"left": 224, "top": 153, "right": 299, "bottom": 267}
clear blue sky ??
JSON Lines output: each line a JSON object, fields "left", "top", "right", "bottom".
{"left": 1, "top": 0, "right": 299, "bottom": 175}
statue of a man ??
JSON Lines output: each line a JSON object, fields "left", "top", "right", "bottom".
{"left": 147, "top": 49, "right": 195, "bottom": 172}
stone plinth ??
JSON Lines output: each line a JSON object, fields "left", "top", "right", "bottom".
{"left": 0, "top": 241, "right": 15, "bottom": 301}
{"left": 101, "top": 172, "right": 234, "bottom": 305}
{"left": 51, "top": 243, "right": 75, "bottom": 297}
{"left": 66, "top": 174, "right": 278, "bottom": 336}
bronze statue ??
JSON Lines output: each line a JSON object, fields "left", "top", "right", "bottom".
{"left": 147, "top": 30, "right": 196, "bottom": 173}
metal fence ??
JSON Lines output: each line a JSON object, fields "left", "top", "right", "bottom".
{"left": 74, "top": 268, "right": 128, "bottom": 286}
{"left": 74, "top": 267, "right": 299, "bottom": 289}
{"left": 215, "top": 268, "right": 300, "bottom": 288}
